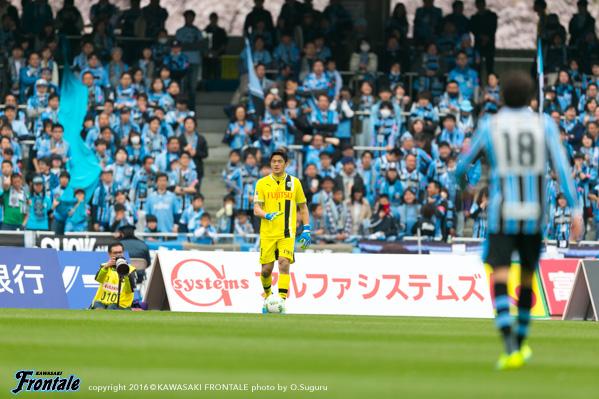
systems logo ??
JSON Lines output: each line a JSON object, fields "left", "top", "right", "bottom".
{"left": 170, "top": 259, "right": 250, "bottom": 307}
{"left": 11, "top": 370, "right": 81, "bottom": 395}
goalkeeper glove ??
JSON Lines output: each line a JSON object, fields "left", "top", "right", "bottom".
{"left": 265, "top": 211, "right": 283, "bottom": 221}
{"left": 298, "top": 225, "right": 311, "bottom": 249}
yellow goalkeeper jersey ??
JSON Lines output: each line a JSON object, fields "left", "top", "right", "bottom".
{"left": 254, "top": 173, "right": 306, "bottom": 240}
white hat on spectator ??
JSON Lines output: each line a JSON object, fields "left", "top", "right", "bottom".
{"left": 35, "top": 79, "right": 48, "bottom": 86}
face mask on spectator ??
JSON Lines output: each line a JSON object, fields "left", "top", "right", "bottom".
{"left": 158, "top": 38, "right": 168, "bottom": 44}
{"left": 130, "top": 136, "right": 141, "bottom": 145}
{"left": 449, "top": 92, "right": 459, "bottom": 98}
{"left": 270, "top": 88, "right": 279, "bottom": 96}
{"left": 380, "top": 109, "right": 392, "bottom": 118}
{"left": 360, "top": 44, "right": 370, "bottom": 53}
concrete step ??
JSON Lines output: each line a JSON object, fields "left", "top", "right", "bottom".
{"left": 196, "top": 105, "right": 229, "bottom": 119}
{"left": 196, "top": 92, "right": 232, "bottom": 104}
{"left": 198, "top": 119, "right": 228, "bottom": 134}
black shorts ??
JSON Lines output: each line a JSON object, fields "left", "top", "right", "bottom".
{"left": 485, "top": 233, "right": 542, "bottom": 271}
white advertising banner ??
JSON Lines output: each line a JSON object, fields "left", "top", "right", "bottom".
{"left": 146, "top": 251, "right": 494, "bottom": 318}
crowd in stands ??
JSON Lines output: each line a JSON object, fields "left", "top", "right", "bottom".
{"left": 0, "top": 0, "right": 597, "bottom": 246}
{"left": 224, "top": 0, "right": 599, "bottom": 245}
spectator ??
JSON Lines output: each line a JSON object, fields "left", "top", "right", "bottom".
{"left": 457, "top": 34, "right": 481, "bottom": 72}
{"left": 437, "top": 19, "right": 459, "bottom": 70}
{"left": 414, "top": 42, "right": 446, "bottom": 102}
{"left": 117, "top": 224, "right": 151, "bottom": 283}
{"left": 193, "top": 212, "right": 218, "bottom": 244}
{"left": 411, "top": 203, "right": 436, "bottom": 239}
{"left": 310, "top": 93, "right": 338, "bottom": 138}
{"left": 579, "top": 98, "right": 597, "bottom": 127}
{"left": 438, "top": 80, "right": 463, "bottom": 115}
{"left": 1, "top": 173, "right": 27, "bottom": 230}
{"left": 368, "top": 194, "right": 399, "bottom": 240}
{"left": 244, "top": 0, "right": 274, "bottom": 38}
{"left": 438, "top": 114, "right": 464, "bottom": 153}
{"left": 152, "top": 29, "right": 171, "bottom": 67}
{"left": 179, "top": 192, "right": 204, "bottom": 233}
{"left": 480, "top": 72, "right": 501, "bottom": 114}
{"left": 145, "top": 172, "right": 180, "bottom": 233}
{"left": 386, "top": 3, "right": 408, "bottom": 40}
{"left": 568, "top": 0, "right": 595, "bottom": 47}
{"left": 449, "top": 51, "right": 479, "bottom": 101}
{"left": 444, "top": 1, "right": 469, "bottom": 36}
{"left": 63, "top": 187, "right": 88, "bottom": 232}
{"left": 279, "top": 0, "right": 306, "bottom": 32}
{"left": 22, "top": 0, "right": 53, "bottom": 36}
{"left": 577, "top": 32, "right": 599, "bottom": 75}
{"left": 349, "top": 39, "right": 377, "bottom": 83}
{"left": 234, "top": 209, "right": 255, "bottom": 243}
{"left": 324, "top": 187, "right": 351, "bottom": 242}
{"left": 470, "top": 187, "right": 488, "bottom": 239}
{"left": 176, "top": 10, "right": 203, "bottom": 108}
{"left": 90, "top": 0, "right": 117, "bottom": 26}
{"left": 81, "top": 53, "right": 110, "bottom": 90}
{"left": 115, "top": 0, "right": 142, "bottom": 39}
{"left": 19, "top": 52, "right": 41, "bottom": 102}
{"left": 142, "top": 0, "right": 168, "bottom": 39}
{"left": 137, "top": 47, "right": 155, "bottom": 86}
{"left": 34, "top": 21, "right": 56, "bottom": 53}
{"left": 92, "top": 19, "right": 114, "bottom": 63}
{"left": 25, "top": 175, "right": 50, "bottom": 230}
{"left": 413, "top": 0, "right": 443, "bottom": 43}
{"left": 397, "top": 188, "right": 420, "bottom": 238}
{"left": 346, "top": 184, "right": 371, "bottom": 237}
{"left": 544, "top": 14, "right": 567, "bottom": 49}
{"left": 379, "top": 35, "right": 410, "bottom": 75}
{"left": 216, "top": 194, "right": 235, "bottom": 234}
{"left": 91, "top": 168, "right": 116, "bottom": 231}
{"left": 40, "top": 47, "right": 59, "bottom": 87}
{"left": 562, "top": 105, "right": 585, "bottom": 150}
{"left": 457, "top": 99, "right": 475, "bottom": 139}
{"left": 469, "top": 0, "right": 498, "bottom": 73}
{"left": 106, "top": 47, "right": 128, "bottom": 89}
{"left": 171, "top": 150, "right": 197, "bottom": 212}
{"left": 225, "top": 105, "right": 254, "bottom": 151}
{"left": 204, "top": 12, "right": 228, "bottom": 80}
{"left": 544, "top": 33, "right": 568, "bottom": 77}
{"left": 72, "top": 39, "right": 94, "bottom": 75}
{"left": 334, "top": 156, "right": 363, "bottom": 198}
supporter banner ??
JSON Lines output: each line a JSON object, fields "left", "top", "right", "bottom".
{"left": 0, "top": 247, "right": 69, "bottom": 309}
{"left": 358, "top": 240, "right": 599, "bottom": 259}
{"left": 539, "top": 259, "right": 580, "bottom": 316}
{"left": 146, "top": 252, "right": 494, "bottom": 318}
{"left": 58, "top": 251, "right": 130, "bottom": 310}
{"left": 484, "top": 263, "right": 549, "bottom": 318}
{"left": 358, "top": 240, "right": 483, "bottom": 254}
{"left": 37, "top": 235, "right": 118, "bottom": 252}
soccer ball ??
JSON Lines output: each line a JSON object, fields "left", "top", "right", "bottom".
{"left": 264, "top": 295, "right": 285, "bottom": 313}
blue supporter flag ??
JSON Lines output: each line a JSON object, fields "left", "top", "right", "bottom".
{"left": 245, "top": 37, "right": 265, "bottom": 118}
{"left": 59, "top": 39, "right": 101, "bottom": 202}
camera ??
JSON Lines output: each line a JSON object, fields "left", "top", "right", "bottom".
{"left": 115, "top": 256, "right": 129, "bottom": 277}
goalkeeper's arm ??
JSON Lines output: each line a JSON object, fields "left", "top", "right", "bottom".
{"left": 253, "top": 202, "right": 283, "bottom": 221}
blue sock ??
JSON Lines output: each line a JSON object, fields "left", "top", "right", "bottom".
{"left": 517, "top": 287, "right": 533, "bottom": 348}
{"left": 494, "top": 282, "right": 516, "bottom": 354}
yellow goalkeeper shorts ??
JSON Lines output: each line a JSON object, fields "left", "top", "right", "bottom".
{"left": 259, "top": 237, "right": 296, "bottom": 265}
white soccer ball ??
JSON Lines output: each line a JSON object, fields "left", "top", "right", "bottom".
{"left": 264, "top": 295, "right": 285, "bottom": 313}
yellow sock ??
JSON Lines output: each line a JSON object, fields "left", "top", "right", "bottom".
{"left": 278, "top": 273, "right": 290, "bottom": 299}
{"left": 261, "top": 275, "right": 272, "bottom": 297}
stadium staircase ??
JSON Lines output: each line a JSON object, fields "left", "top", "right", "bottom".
{"left": 195, "top": 91, "right": 231, "bottom": 215}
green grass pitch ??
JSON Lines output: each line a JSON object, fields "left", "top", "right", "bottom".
{"left": 1, "top": 309, "right": 598, "bottom": 398}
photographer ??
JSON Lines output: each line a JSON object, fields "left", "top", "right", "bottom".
{"left": 91, "top": 243, "right": 137, "bottom": 310}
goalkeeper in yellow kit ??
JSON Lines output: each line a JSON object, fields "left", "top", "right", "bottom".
{"left": 253, "top": 149, "right": 311, "bottom": 313}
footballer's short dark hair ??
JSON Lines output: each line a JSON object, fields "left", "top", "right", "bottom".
{"left": 270, "top": 149, "right": 288, "bottom": 163}
{"left": 501, "top": 70, "right": 534, "bottom": 108}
